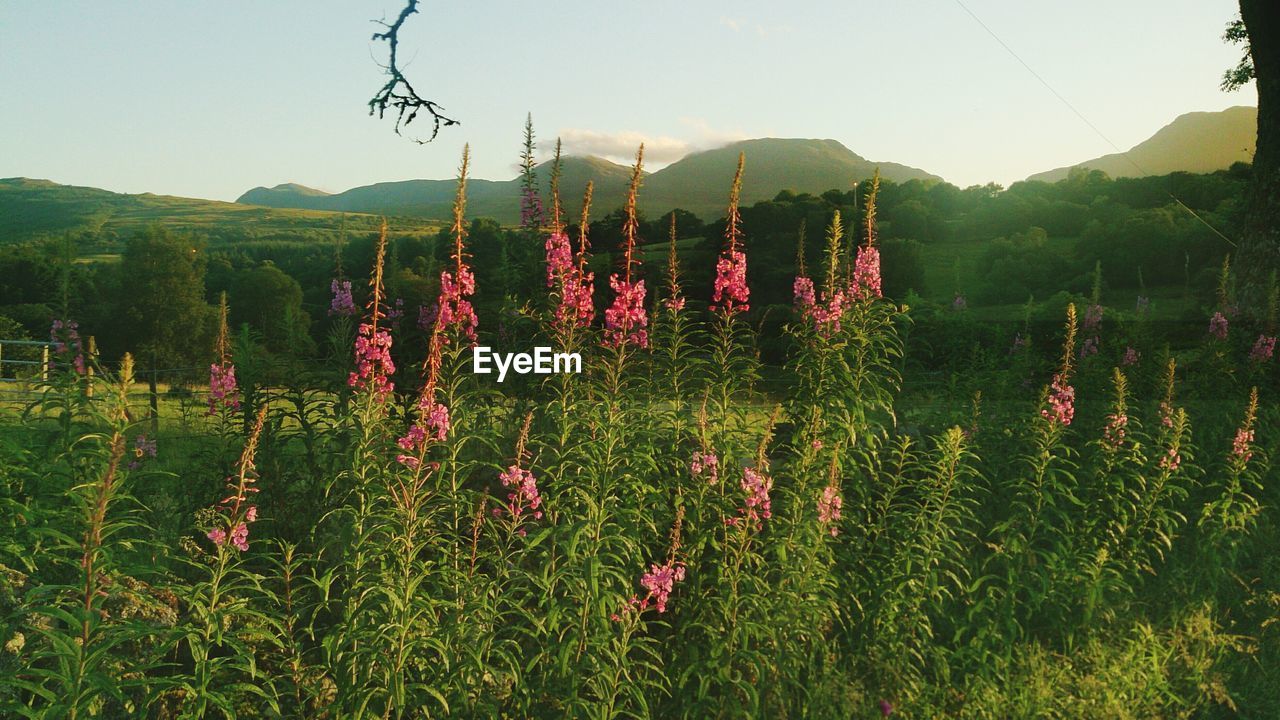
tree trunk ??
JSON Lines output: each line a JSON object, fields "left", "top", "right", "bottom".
{"left": 1239, "top": 0, "right": 1280, "bottom": 293}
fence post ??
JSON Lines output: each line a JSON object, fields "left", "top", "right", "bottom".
{"left": 0, "top": 342, "right": 4, "bottom": 379}
{"left": 41, "top": 345, "right": 49, "bottom": 382}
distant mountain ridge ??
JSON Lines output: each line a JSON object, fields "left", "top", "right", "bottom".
{"left": 236, "top": 138, "right": 943, "bottom": 223}
{"left": 1026, "top": 106, "right": 1256, "bottom": 183}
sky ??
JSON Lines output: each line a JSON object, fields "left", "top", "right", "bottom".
{"left": 0, "top": 1, "right": 1257, "bottom": 202}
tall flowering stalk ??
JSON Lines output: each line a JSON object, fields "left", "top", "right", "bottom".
{"left": 209, "top": 292, "right": 241, "bottom": 415}
{"left": 519, "top": 113, "right": 543, "bottom": 231}
{"left": 205, "top": 406, "right": 267, "bottom": 551}
{"left": 329, "top": 279, "right": 357, "bottom": 317}
{"left": 1041, "top": 304, "right": 1077, "bottom": 427}
{"left": 437, "top": 145, "right": 479, "bottom": 345}
{"left": 711, "top": 152, "right": 749, "bottom": 315}
{"left": 347, "top": 223, "right": 395, "bottom": 401}
{"left": 493, "top": 412, "right": 543, "bottom": 535}
{"left": 49, "top": 318, "right": 86, "bottom": 375}
{"left": 186, "top": 406, "right": 269, "bottom": 718}
{"left": 622, "top": 507, "right": 686, "bottom": 616}
{"left": 603, "top": 145, "right": 649, "bottom": 348}
{"left": 395, "top": 327, "right": 448, "bottom": 470}
{"left": 1200, "top": 388, "right": 1264, "bottom": 551}
{"left": 852, "top": 171, "right": 883, "bottom": 300}
{"left": 794, "top": 212, "right": 849, "bottom": 337}
{"left": 663, "top": 212, "right": 686, "bottom": 313}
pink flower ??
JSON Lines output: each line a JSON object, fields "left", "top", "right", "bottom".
{"left": 49, "top": 319, "right": 86, "bottom": 375}
{"left": 818, "top": 485, "right": 842, "bottom": 537}
{"left": 328, "top": 279, "right": 357, "bottom": 317}
{"left": 951, "top": 294, "right": 967, "bottom": 312}
{"left": 738, "top": 467, "right": 773, "bottom": 523}
{"left": 1079, "top": 336, "right": 1099, "bottom": 358}
{"left": 811, "top": 439, "right": 823, "bottom": 451}
{"left": 229, "top": 523, "right": 249, "bottom": 552}
{"left": 496, "top": 464, "right": 543, "bottom": 523}
{"left": 206, "top": 527, "right": 226, "bottom": 545}
{"left": 603, "top": 276, "right": 649, "bottom": 348}
{"left": 208, "top": 362, "right": 241, "bottom": 414}
{"left": 1209, "top": 311, "right": 1229, "bottom": 340}
{"left": 556, "top": 264, "right": 596, "bottom": 328}
{"left": 1082, "top": 304, "right": 1104, "bottom": 331}
{"left": 1233, "top": 427, "right": 1254, "bottom": 462}
{"left": 853, "top": 245, "right": 882, "bottom": 300}
{"left": 1041, "top": 374, "right": 1075, "bottom": 427}
{"left": 1159, "top": 446, "right": 1181, "bottom": 471}
{"left": 712, "top": 248, "right": 750, "bottom": 314}
{"left": 663, "top": 295, "right": 685, "bottom": 312}
{"left": 545, "top": 232, "right": 574, "bottom": 288}
{"left": 436, "top": 266, "right": 479, "bottom": 344}
{"left": 1103, "top": 413, "right": 1128, "bottom": 449}
{"left": 1250, "top": 334, "right": 1276, "bottom": 362}
{"left": 1122, "top": 346, "right": 1140, "bottom": 366}
{"left": 396, "top": 399, "right": 450, "bottom": 466}
{"left": 793, "top": 276, "right": 816, "bottom": 308}
{"left": 347, "top": 322, "right": 395, "bottom": 400}
{"left": 636, "top": 561, "right": 686, "bottom": 613}
{"left": 690, "top": 451, "right": 719, "bottom": 485}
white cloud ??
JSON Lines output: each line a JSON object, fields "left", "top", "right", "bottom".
{"left": 555, "top": 119, "right": 749, "bottom": 168}
{"left": 719, "top": 16, "right": 743, "bottom": 33}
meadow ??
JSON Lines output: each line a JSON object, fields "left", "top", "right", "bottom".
{"left": 1, "top": 146, "right": 1277, "bottom": 719}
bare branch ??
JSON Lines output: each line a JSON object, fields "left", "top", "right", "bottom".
{"left": 368, "top": 0, "right": 459, "bottom": 143}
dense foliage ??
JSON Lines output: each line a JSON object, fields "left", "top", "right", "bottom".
{"left": 0, "top": 148, "right": 1277, "bottom": 718}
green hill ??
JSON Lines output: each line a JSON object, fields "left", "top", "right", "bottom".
{"left": 1026, "top": 106, "right": 1256, "bottom": 182}
{"left": 234, "top": 138, "right": 942, "bottom": 223}
{"left": 0, "top": 177, "right": 438, "bottom": 245}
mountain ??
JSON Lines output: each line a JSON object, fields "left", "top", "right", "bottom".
{"left": 0, "top": 177, "right": 437, "bottom": 245}
{"left": 643, "top": 138, "right": 940, "bottom": 218}
{"left": 235, "top": 138, "right": 942, "bottom": 223}
{"left": 1027, "top": 106, "right": 1256, "bottom": 183}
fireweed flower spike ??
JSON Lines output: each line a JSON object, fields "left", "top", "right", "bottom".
{"left": 817, "top": 458, "right": 843, "bottom": 537}
{"left": 603, "top": 146, "right": 649, "bottom": 348}
{"left": 663, "top": 212, "right": 686, "bottom": 312}
{"left": 49, "top": 318, "right": 86, "bottom": 375}
{"left": 492, "top": 413, "right": 542, "bottom": 535}
{"left": 347, "top": 223, "right": 396, "bottom": 401}
{"left": 436, "top": 145, "right": 479, "bottom": 345}
{"left": 396, "top": 328, "right": 449, "bottom": 469}
{"left": 206, "top": 407, "right": 266, "bottom": 551}
{"left": 621, "top": 507, "right": 687, "bottom": 616}
{"left": 209, "top": 293, "right": 241, "bottom": 414}
{"left": 1231, "top": 388, "right": 1258, "bottom": 464}
{"left": 1040, "top": 304, "right": 1077, "bottom": 427}
{"left": 329, "top": 279, "right": 357, "bottom": 317}
{"left": 1209, "top": 311, "right": 1229, "bottom": 340}
{"left": 852, "top": 171, "right": 883, "bottom": 300}
{"left": 690, "top": 450, "right": 719, "bottom": 485}
{"left": 711, "top": 152, "right": 750, "bottom": 315}
{"left": 1250, "top": 334, "right": 1275, "bottom": 362}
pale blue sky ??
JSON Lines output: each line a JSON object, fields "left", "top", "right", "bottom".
{"left": 0, "top": 1, "right": 1256, "bottom": 201}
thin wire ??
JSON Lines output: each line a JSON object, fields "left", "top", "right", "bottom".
{"left": 952, "top": 0, "right": 1237, "bottom": 247}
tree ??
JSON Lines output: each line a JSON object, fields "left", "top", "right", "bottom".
{"left": 116, "top": 227, "right": 213, "bottom": 423}
{"left": 229, "top": 263, "right": 311, "bottom": 356}
{"left": 1229, "top": 4, "right": 1280, "bottom": 292}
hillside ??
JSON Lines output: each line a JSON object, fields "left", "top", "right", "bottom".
{"left": 235, "top": 138, "right": 942, "bottom": 223}
{"left": 0, "top": 177, "right": 438, "bottom": 245}
{"left": 1027, "top": 106, "right": 1256, "bottom": 183}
